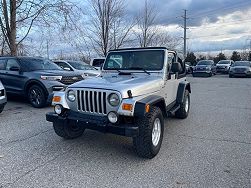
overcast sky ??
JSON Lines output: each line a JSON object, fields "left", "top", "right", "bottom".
{"left": 26, "top": 0, "right": 251, "bottom": 58}
{"left": 127, "top": 0, "right": 251, "bottom": 53}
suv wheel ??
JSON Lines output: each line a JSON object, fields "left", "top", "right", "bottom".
{"left": 28, "top": 85, "right": 46, "bottom": 108}
{"left": 0, "top": 105, "right": 4, "bottom": 113}
{"left": 133, "top": 106, "right": 164, "bottom": 159}
{"left": 175, "top": 90, "right": 190, "bottom": 119}
{"left": 53, "top": 122, "right": 85, "bottom": 139}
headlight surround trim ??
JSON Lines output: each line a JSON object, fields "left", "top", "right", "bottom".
{"left": 67, "top": 90, "right": 76, "bottom": 102}
{"left": 108, "top": 93, "right": 120, "bottom": 107}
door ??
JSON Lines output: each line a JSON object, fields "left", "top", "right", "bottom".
{"left": 2, "top": 59, "right": 26, "bottom": 94}
{"left": 163, "top": 53, "right": 179, "bottom": 106}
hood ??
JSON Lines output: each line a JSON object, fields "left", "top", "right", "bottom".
{"left": 31, "top": 70, "right": 83, "bottom": 76}
{"left": 73, "top": 69, "right": 100, "bottom": 76}
{"left": 69, "top": 73, "right": 163, "bottom": 98}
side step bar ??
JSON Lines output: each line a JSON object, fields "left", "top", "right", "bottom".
{"left": 168, "top": 104, "right": 180, "bottom": 116}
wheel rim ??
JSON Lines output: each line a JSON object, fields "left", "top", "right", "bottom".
{"left": 152, "top": 118, "right": 161, "bottom": 147}
{"left": 185, "top": 96, "right": 189, "bottom": 112}
{"left": 29, "top": 88, "right": 42, "bottom": 105}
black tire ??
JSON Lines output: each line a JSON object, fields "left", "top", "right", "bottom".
{"left": 133, "top": 106, "right": 164, "bottom": 159}
{"left": 229, "top": 74, "right": 233, "bottom": 78}
{"left": 209, "top": 72, "right": 212, "bottom": 77}
{"left": 175, "top": 90, "right": 190, "bottom": 119}
{"left": 53, "top": 121, "right": 85, "bottom": 139}
{"left": 28, "top": 85, "right": 47, "bottom": 108}
{"left": 0, "top": 105, "right": 4, "bottom": 113}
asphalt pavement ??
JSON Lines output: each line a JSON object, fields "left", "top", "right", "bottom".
{"left": 0, "top": 74, "right": 250, "bottom": 188}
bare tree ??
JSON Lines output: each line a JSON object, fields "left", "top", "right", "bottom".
{"left": 0, "top": 0, "right": 77, "bottom": 56}
{"left": 88, "top": 0, "right": 134, "bottom": 56}
{"left": 135, "top": 0, "right": 158, "bottom": 47}
{"left": 151, "top": 32, "right": 182, "bottom": 49}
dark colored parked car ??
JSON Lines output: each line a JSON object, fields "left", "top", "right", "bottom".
{"left": 0, "top": 56, "right": 84, "bottom": 108}
{"left": 193, "top": 60, "right": 216, "bottom": 77}
{"left": 229, "top": 61, "right": 251, "bottom": 78}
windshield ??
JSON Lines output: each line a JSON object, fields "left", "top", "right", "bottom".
{"left": 68, "top": 61, "right": 96, "bottom": 70}
{"left": 218, "top": 60, "right": 230, "bottom": 65}
{"left": 197, "top": 60, "right": 213, "bottom": 66}
{"left": 103, "top": 50, "right": 164, "bottom": 71}
{"left": 233, "top": 61, "right": 250, "bottom": 66}
{"left": 19, "top": 58, "right": 61, "bottom": 71}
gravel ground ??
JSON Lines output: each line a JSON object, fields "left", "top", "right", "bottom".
{"left": 0, "top": 75, "right": 250, "bottom": 188}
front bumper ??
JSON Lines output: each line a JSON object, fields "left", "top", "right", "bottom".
{"left": 216, "top": 67, "right": 229, "bottom": 73}
{"left": 229, "top": 71, "right": 251, "bottom": 77}
{"left": 46, "top": 111, "right": 139, "bottom": 137}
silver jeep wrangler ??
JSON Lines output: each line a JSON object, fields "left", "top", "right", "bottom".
{"left": 46, "top": 47, "right": 191, "bottom": 158}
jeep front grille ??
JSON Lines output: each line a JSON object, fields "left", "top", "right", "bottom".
{"left": 76, "top": 90, "right": 107, "bottom": 115}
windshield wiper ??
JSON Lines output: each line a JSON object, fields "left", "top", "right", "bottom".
{"left": 128, "top": 67, "right": 150, "bottom": 75}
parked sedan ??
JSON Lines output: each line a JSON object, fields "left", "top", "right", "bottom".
{"left": 216, "top": 60, "right": 233, "bottom": 73}
{"left": 0, "top": 80, "right": 7, "bottom": 113}
{"left": 0, "top": 56, "right": 84, "bottom": 108}
{"left": 229, "top": 61, "right": 251, "bottom": 78}
{"left": 53, "top": 60, "right": 100, "bottom": 77}
{"left": 193, "top": 60, "right": 216, "bottom": 77}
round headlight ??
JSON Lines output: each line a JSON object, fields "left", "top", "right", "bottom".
{"left": 108, "top": 112, "right": 118, "bottom": 123}
{"left": 54, "top": 104, "right": 63, "bottom": 115}
{"left": 67, "top": 90, "right": 76, "bottom": 102}
{"left": 108, "top": 93, "right": 120, "bottom": 106}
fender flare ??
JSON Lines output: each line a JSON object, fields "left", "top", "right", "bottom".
{"left": 176, "top": 81, "right": 191, "bottom": 104}
{"left": 134, "top": 95, "right": 167, "bottom": 117}
{"left": 24, "top": 79, "right": 48, "bottom": 96}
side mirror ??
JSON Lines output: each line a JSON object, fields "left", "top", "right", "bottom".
{"left": 171, "top": 62, "right": 182, "bottom": 73}
{"left": 63, "top": 67, "right": 71, "bottom": 71}
{"left": 9, "top": 66, "right": 20, "bottom": 71}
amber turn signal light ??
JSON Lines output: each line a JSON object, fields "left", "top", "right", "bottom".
{"left": 145, "top": 104, "right": 150, "bottom": 113}
{"left": 52, "top": 96, "right": 61, "bottom": 102}
{"left": 122, "top": 103, "right": 133, "bottom": 111}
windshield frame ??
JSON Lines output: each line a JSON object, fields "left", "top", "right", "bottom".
{"left": 103, "top": 49, "right": 165, "bottom": 72}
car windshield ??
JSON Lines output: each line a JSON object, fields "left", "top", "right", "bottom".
{"left": 218, "top": 60, "right": 230, "bottom": 64}
{"left": 68, "top": 61, "right": 96, "bottom": 70}
{"left": 103, "top": 50, "right": 164, "bottom": 71}
{"left": 19, "top": 58, "right": 61, "bottom": 71}
{"left": 233, "top": 61, "right": 250, "bottom": 66}
{"left": 197, "top": 60, "right": 213, "bottom": 65}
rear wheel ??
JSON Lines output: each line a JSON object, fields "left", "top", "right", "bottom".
{"left": 175, "top": 90, "right": 190, "bottom": 119}
{"left": 133, "top": 106, "right": 164, "bottom": 159}
{"left": 229, "top": 74, "right": 233, "bottom": 78}
{"left": 28, "top": 85, "right": 47, "bottom": 108}
{"left": 53, "top": 121, "right": 85, "bottom": 139}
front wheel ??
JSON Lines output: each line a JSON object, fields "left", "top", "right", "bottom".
{"left": 28, "top": 85, "right": 47, "bottom": 108}
{"left": 0, "top": 105, "right": 4, "bottom": 113}
{"left": 175, "top": 90, "right": 190, "bottom": 119}
{"left": 133, "top": 106, "right": 164, "bottom": 159}
{"left": 53, "top": 121, "right": 85, "bottom": 139}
